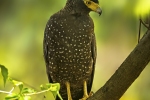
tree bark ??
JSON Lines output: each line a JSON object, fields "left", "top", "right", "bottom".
{"left": 88, "top": 25, "right": 150, "bottom": 99}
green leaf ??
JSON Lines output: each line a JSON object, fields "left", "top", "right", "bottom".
{"left": 20, "top": 95, "right": 31, "bottom": 100}
{"left": 23, "top": 96, "right": 31, "bottom": 100}
{"left": 0, "top": 65, "right": 8, "bottom": 87}
{"left": 5, "top": 93, "right": 20, "bottom": 100}
{"left": 49, "top": 83, "right": 60, "bottom": 92}
{"left": 40, "top": 84, "right": 48, "bottom": 90}
{"left": 40, "top": 83, "right": 60, "bottom": 91}
{"left": 47, "top": 83, "right": 62, "bottom": 99}
{"left": 21, "top": 88, "right": 36, "bottom": 94}
{"left": 57, "top": 91, "right": 63, "bottom": 100}
{"left": 40, "top": 83, "right": 63, "bottom": 99}
{"left": 8, "top": 77, "right": 24, "bottom": 88}
{"left": 19, "top": 84, "right": 24, "bottom": 93}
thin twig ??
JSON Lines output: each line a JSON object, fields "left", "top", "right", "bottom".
{"left": 140, "top": 19, "right": 149, "bottom": 29}
{"left": 9, "top": 87, "right": 15, "bottom": 93}
{"left": 0, "top": 87, "right": 14, "bottom": 94}
{"left": 24, "top": 89, "right": 50, "bottom": 96}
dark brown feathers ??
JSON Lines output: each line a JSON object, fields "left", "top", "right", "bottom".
{"left": 43, "top": 0, "right": 97, "bottom": 99}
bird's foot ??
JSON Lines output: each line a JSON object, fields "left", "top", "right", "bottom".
{"left": 65, "top": 81, "right": 73, "bottom": 100}
{"left": 79, "top": 81, "right": 90, "bottom": 100}
{"left": 79, "top": 94, "right": 89, "bottom": 100}
{"left": 79, "top": 91, "right": 94, "bottom": 100}
{"left": 89, "top": 91, "right": 94, "bottom": 97}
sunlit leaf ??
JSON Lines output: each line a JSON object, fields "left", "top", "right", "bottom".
{"left": 40, "top": 84, "right": 48, "bottom": 90}
{"left": 51, "top": 91, "right": 57, "bottom": 99}
{"left": 5, "top": 93, "right": 20, "bottom": 100}
{"left": 57, "top": 91, "right": 63, "bottom": 100}
{"left": 19, "top": 83, "right": 24, "bottom": 93}
{"left": 20, "top": 95, "right": 31, "bottom": 100}
{"left": 49, "top": 83, "right": 61, "bottom": 99}
{"left": 40, "top": 83, "right": 60, "bottom": 91}
{"left": 40, "top": 83, "right": 62, "bottom": 99}
{"left": 48, "top": 83, "right": 60, "bottom": 91}
{"left": 0, "top": 65, "right": 8, "bottom": 87}
{"left": 8, "top": 77, "right": 24, "bottom": 88}
{"left": 21, "top": 88, "right": 36, "bottom": 94}
{"left": 45, "top": 83, "right": 52, "bottom": 88}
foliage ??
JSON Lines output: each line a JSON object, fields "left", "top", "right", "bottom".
{"left": 0, "top": 0, "right": 150, "bottom": 100}
{"left": 0, "top": 65, "right": 63, "bottom": 100}
{"left": 135, "top": 0, "right": 150, "bottom": 16}
{"left": 0, "top": 65, "right": 8, "bottom": 87}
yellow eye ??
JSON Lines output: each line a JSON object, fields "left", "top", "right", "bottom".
{"left": 86, "top": 1, "right": 91, "bottom": 5}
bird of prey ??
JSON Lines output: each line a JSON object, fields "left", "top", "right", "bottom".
{"left": 43, "top": 0, "right": 102, "bottom": 100}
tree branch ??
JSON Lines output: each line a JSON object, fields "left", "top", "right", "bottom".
{"left": 88, "top": 27, "right": 150, "bottom": 99}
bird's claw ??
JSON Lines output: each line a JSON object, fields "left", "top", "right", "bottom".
{"left": 79, "top": 95, "right": 89, "bottom": 100}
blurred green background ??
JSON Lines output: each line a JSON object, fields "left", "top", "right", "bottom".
{"left": 0, "top": 0, "right": 150, "bottom": 100}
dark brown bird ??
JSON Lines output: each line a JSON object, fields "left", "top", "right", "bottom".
{"left": 43, "top": 0, "right": 102, "bottom": 100}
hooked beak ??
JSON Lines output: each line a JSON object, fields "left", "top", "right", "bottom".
{"left": 96, "top": 7, "right": 102, "bottom": 15}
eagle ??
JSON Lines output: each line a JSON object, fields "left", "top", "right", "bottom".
{"left": 43, "top": 0, "right": 102, "bottom": 99}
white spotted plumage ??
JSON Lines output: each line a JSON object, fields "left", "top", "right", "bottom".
{"left": 43, "top": 1, "right": 97, "bottom": 99}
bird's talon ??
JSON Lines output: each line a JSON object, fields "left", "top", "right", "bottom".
{"left": 89, "top": 91, "right": 94, "bottom": 97}
{"left": 79, "top": 95, "right": 89, "bottom": 100}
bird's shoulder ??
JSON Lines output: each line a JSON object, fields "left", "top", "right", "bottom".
{"left": 45, "top": 9, "right": 94, "bottom": 36}
{"left": 50, "top": 8, "right": 93, "bottom": 22}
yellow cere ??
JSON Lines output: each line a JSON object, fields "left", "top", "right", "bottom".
{"left": 83, "top": 0, "right": 100, "bottom": 12}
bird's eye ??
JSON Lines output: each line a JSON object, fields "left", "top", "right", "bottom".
{"left": 86, "top": 1, "right": 91, "bottom": 5}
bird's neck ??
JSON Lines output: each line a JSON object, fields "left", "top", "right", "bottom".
{"left": 62, "top": 0, "right": 90, "bottom": 16}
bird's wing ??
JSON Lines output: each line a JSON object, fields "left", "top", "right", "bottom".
{"left": 88, "top": 33, "right": 97, "bottom": 93}
{"left": 43, "top": 18, "right": 53, "bottom": 83}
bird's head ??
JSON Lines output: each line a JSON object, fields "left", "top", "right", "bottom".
{"left": 65, "top": 0, "right": 102, "bottom": 15}
{"left": 83, "top": 0, "right": 102, "bottom": 15}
